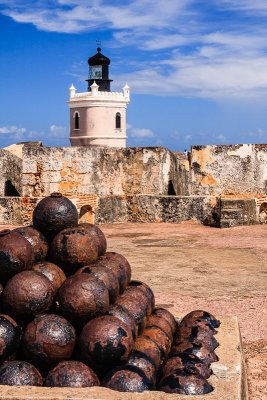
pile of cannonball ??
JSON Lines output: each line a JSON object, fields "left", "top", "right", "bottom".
{"left": 0, "top": 193, "right": 220, "bottom": 395}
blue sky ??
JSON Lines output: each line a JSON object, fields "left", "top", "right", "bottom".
{"left": 0, "top": 0, "right": 267, "bottom": 151}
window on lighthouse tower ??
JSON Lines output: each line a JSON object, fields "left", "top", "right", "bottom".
{"left": 116, "top": 112, "right": 121, "bottom": 129}
{"left": 74, "top": 112, "right": 80, "bottom": 129}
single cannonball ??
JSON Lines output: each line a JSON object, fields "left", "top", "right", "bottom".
{"left": 45, "top": 361, "right": 99, "bottom": 388}
{"left": 76, "top": 264, "right": 119, "bottom": 303}
{"left": 159, "top": 352, "right": 211, "bottom": 381}
{"left": 32, "top": 261, "right": 66, "bottom": 292}
{"left": 152, "top": 308, "right": 177, "bottom": 337}
{"left": 141, "top": 326, "right": 171, "bottom": 360}
{"left": 13, "top": 226, "right": 48, "bottom": 263}
{"left": 177, "top": 324, "right": 219, "bottom": 350}
{"left": 127, "top": 281, "right": 155, "bottom": 315}
{"left": 133, "top": 336, "right": 162, "bottom": 369}
{"left": 98, "top": 252, "right": 131, "bottom": 293}
{"left": 181, "top": 310, "right": 220, "bottom": 329}
{"left": 107, "top": 304, "right": 138, "bottom": 339}
{"left": 179, "top": 317, "right": 217, "bottom": 336}
{"left": 0, "top": 229, "right": 33, "bottom": 283}
{"left": 171, "top": 340, "right": 218, "bottom": 364}
{"left": 128, "top": 351, "right": 157, "bottom": 384}
{"left": 2, "top": 271, "right": 55, "bottom": 321}
{"left": 103, "top": 365, "right": 154, "bottom": 392}
{"left": 114, "top": 291, "right": 148, "bottom": 334}
{"left": 0, "top": 361, "right": 43, "bottom": 386}
{"left": 57, "top": 274, "right": 109, "bottom": 326}
{"left": 23, "top": 314, "right": 76, "bottom": 370}
{"left": 0, "top": 314, "right": 22, "bottom": 363}
{"left": 49, "top": 226, "right": 99, "bottom": 275}
{"left": 146, "top": 314, "right": 173, "bottom": 339}
{"left": 79, "top": 315, "right": 133, "bottom": 371}
{"left": 32, "top": 193, "right": 78, "bottom": 240}
{"left": 79, "top": 223, "right": 107, "bottom": 256}
{"left": 158, "top": 371, "right": 213, "bottom": 394}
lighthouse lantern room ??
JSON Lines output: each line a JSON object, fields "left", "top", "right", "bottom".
{"left": 68, "top": 47, "right": 130, "bottom": 148}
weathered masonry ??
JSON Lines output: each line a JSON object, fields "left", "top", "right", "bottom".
{"left": 0, "top": 142, "right": 266, "bottom": 227}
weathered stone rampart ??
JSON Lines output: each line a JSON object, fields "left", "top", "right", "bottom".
{"left": 190, "top": 144, "right": 267, "bottom": 196}
{"left": 0, "top": 142, "right": 266, "bottom": 227}
{"left": 21, "top": 146, "right": 185, "bottom": 197}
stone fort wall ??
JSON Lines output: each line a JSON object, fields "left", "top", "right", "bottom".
{"left": 0, "top": 142, "right": 266, "bottom": 227}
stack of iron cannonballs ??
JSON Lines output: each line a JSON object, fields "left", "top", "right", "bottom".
{"left": 0, "top": 193, "right": 220, "bottom": 395}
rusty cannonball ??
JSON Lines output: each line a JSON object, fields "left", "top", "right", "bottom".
{"left": 32, "top": 193, "right": 78, "bottom": 240}
{"left": 177, "top": 324, "right": 219, "bottom": 350}
{"left": 103, "top": 365, "right": 154, "bottom": 392}
{"left": 133, "top": 336, "right": 162, "bottom": 369}
{"left": 79, "top": 315, "right": 133, "bottom": 371}
{"left": 158, "top": 371, "right": 213, "bottom": 394}
{"left": 0, "top": 229, "right": 33, "bottom": 283}
{"left": 179, "top": 317, "right": 217, "bottom": 336}
{"left": 98, "top": 252, "right": 131, "bottom": 293}
{"left": 76, "top": 264, "right": 119, "bottom": 303}
{"left": 0, "top": 361, "right": 43, "bottom": 386}
{"left": 128, "top": 351, "right": 157, "bottom": 384}
{"left": 13, "top": 226, "right": 49, "bottom": 263}
{"left": 181, "top": 310, "right": 220, "bottom": 329}
{"left": 145, "top": 314, "right": 173, "bottom": 340}
{"left": 32, "top": 261, "right": 66, "bottom": 292}
{"left": 23, "top": 314, "right": 76, "bottom": 370}
{"left": 45, "top": 361, "right": 99, "bottom": 388}
{"left": 0, "top": 314, "right": 22, "bottom": 363}
{"left": 114, "top": 290, "right": 148, "bottom": 333}
{"left": 152, "top": 308, "right": 177, "bottom": 337}
{"left": 171, "top": 340, "right": 218, "bottom": 364}
{"left": 159, "top": 352, "right": 211, "bottom": 381}
{"left": 141, "top": 326, "right": 172, "bottom": 361}
{"left": 49, "top": 226, "right": 99, "bottom": 276}
{"left": 128, "top": 281, "right": 155, "bottom": 315}
{"left": 57, "top": 274, "right": 109, "bottom": 326}
{"left": 79, "top": 223, "right": 107, "bottom": 256}
{"left": 107, "top": 304, "right": 138, "bottom": 339}
{"left": 2, "top": 271, "right": 55, "bottom": 321}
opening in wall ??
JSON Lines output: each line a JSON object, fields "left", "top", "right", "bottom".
{"left": 116, "top": 112, "right": 121, "bottom": 129}
{"left": 79, "top": 205, "right": 94, "bottom": 224}
{"left": 259, "top": 202, "right": 267, "bottom": 224}
{"left": 74, "top": 112, "right": 80, "bottom": 129}
{"left": 4, "top": 181, "right": 20, "bottom": 196}
{"left": 168, "top": 180, "right": 176, "bottom": 195}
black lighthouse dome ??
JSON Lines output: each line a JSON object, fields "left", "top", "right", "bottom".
{"left": 86, "top": 47, "right": 113, "bottom": 92}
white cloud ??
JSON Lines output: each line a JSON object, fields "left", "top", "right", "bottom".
{"left": 0, "top": 126, "right": 26, "bottom": 134}
{"left": 217, "top": 134, "right": 227, "bottom": 142}
{"left": 49, "top": 125, "right": 67, "bottom": 137}
{"left": 2, "top": 1, "right": 267, "bottom": 100}
{"left": 127, "top": 124, "right": 155, "bottom": 138}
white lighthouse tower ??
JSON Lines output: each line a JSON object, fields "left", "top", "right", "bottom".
{"left": 68, "top": 47, "right": 130, "bottom": 147}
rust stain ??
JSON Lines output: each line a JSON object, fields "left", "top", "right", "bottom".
{"left": 59, "top": 181, "right": 79, "bottom": 194}
{"left": 192, "top": 146, "right": 213, "bottom": 172}
{"left": 201, "top": 174, "right": 218, "bottom": 186}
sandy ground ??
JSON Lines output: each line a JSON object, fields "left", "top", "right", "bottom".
{"left": 1, "top": 222, "right": 267, "bottom": 399}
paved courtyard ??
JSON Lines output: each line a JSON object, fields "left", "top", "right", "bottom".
{"left": 1, "top": 222, "right": 266, "bottom": 399}
{"left": 101, "top": 222, "right": 267, "bottom": 400}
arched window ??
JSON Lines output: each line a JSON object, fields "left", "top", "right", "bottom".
{"left": 116, "top": 112, "right": 121, "bottom": 129}
{"left": 74, "top": 111, "right": 80, "bottom": 129}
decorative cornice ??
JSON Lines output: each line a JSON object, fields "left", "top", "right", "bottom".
{"left": 70, "top": 135, "right": 128, "bottom": 139}
{"left": 67, "top": 100, "right": 129, "bottom": 108}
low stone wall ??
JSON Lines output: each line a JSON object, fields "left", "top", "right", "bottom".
{"left": 220, "top": 198, "right": 258, "bottom": 228}
{"left": 95, "top": 195, "right": 220, "bottom": 225}
{"left": 21, "top": 146, "right": 188, "bottom": 198}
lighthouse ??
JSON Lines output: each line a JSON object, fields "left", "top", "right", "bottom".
{"left": 68, "top": 48, "right": 130, "bottom": 148}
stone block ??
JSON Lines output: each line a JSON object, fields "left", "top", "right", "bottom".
{"left": 23, "top": 160, "right": 37, "bottom": 173}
